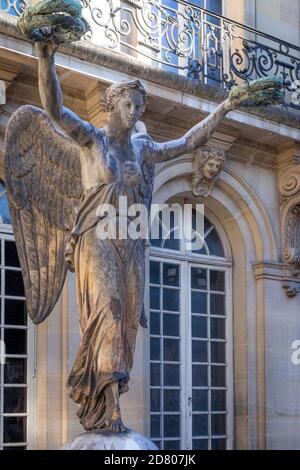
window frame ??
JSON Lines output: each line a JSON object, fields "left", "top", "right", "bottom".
{"left": 0, "top": 225, "right": 36, "bottom": 450}
{"left": 149, "top": 250, "right": 233, "bottom": 450}
{"left": 148, "top": 203, "right": 233, "bottom": 450}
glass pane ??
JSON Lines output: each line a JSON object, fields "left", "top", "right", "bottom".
{"left": 206, "top": 228, "right": 224, "bottom": 257}
{"left": 152, "top": 440, "right": 161, "bottom": 449}
{"left": 164, "top": 440, "right": 180, "bottom": 450}
{"left": 191, "top": 292, "right": 207, "bottom": 314}
{"left": 163, "top": 236, "right": 180, "bottom": 251}
{"left": 163, "top": 338, "right": 180, "bottom": 362}
{"left": 151, "top": 389, "right": 161, "bottom": 412}
{"left": 163, "top": 264, "right": 179, "bottom": 287}
{"left": 211, "top": 366, "right": 226, "bottom": 387}
{"left": 162, "top": 210, "right": 181, "bottom": 251}
{"left": 151, "top": 415, "right": 161, "bottom": 438}
{"left": 192, "top": 340, "right": 208, "bottom": 362}
{"left": 211, "top": 414, "right": 226, "bottom": 436}
{"left": 192, "top": 389, "right": 208, "bottom": 412}
{"left": 211, "top": 294, "right": 225, "bottom": 316}
{"left": 150, "top": 363, "right": 161, "bottom": 386}
{"left": 5, "top": 270, "right": 25, "bottom": 297}
{"left": 150, "top": 261, "right": 160, "bottom": 285}
{"left": 192, "top": 414, "right": 208, "bottom": 437}
{"left": 164, "top": 415, "right": 180, "bottom": 438}
{"left": 210, "top": 270, "right": 225, "bottom": 291}
{"left": 4, "top": 329, "right": 27, "bottom": 355}
{"left": 163, "top": 289, "right": 179, "bottom": 312}
{"left": 150, "top": 287, "right": 160, "bottom": 310}
{"left": 211, "top": 318, "right": 225, "bottom": 339}
{"left": 0, "top": 191, "right": 11, "bottom": 224}
{"left": 211, "top": 390, "right": 226, "bottom": 412}
{"left": 4, "top": 358, "right": 26, "bottom": 384}
{"left": 163, "top": 313, "right": 179, "bottom": 337}
{"left": 150, "top": 311, "right": 160, "bottom": 335}
{"left": 193, "top": 439, "right": 209, "bottom": 450}
{"left": 191, "top": 268, "right": 207, "bottom": 290}
{"left": 5, "top": 299, "right": 27, "bottom": 326}
{"left": 192, "top": 365, "right": 208, "bottom": 387}
{"left": 164, "top": 364, "right": 180, "bottom": 386}
{"left": 211, "top": 439, "right": 227, "bottom": 450}
{"left": 211, "top": 342, "right": 226, "bottom": 363}
{"left": 207, "top": 0, "right": 222, "bottom": 15}
{"left": 5, "top": 241, "right": 20, "bottom": 268}
{"left": 164, "top": 389, "right": 180, "bottom": 412}
{"left": 4, "top": 387, "right": 26, "bottom": 413}
{"left": 3, "top": 417, "right": 26, "bottom": 443}
{"left": 150, "top": 338, "right": 160, "bottom": 361}
{"left": 192, "top": 316, "right": 207, "bottom": 338}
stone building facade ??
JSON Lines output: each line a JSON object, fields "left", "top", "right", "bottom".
{"left": 0, "top": 0, "right": 300, "bottom": 450}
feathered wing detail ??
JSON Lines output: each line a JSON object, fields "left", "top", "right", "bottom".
{"left": 4, "top": 105, "right": 83, "bottom": 324}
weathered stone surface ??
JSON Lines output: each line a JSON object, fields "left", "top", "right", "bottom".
{"left": 62, "top": 429, "right": 158, "bottom": 450}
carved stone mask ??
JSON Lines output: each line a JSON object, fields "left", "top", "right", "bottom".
{"left": 192, "top": 146, "right": 226, "bottom": 197}
{"left": 202, "top": 157, "right": 222, "bottom": 180}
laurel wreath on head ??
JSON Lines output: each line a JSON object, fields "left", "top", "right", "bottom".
{"left": 17, "top": 0, "right": 90, "bottom": 44}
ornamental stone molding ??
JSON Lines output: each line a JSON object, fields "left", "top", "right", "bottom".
{"left": 192, "top": 145, "right": 227, "bottom": 197}
{"left": 278, "top": 163, "right": 300, "bottom": 296}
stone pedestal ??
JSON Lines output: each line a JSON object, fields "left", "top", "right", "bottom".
{"left": 62, "top": 429, "right": 158, "bottom": 450}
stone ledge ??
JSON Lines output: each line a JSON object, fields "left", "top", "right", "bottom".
{"left": 0, "top": 12, "right": 300, "bottom": 131}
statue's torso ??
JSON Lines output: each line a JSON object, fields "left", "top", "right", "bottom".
{"left": 79, "top": 129, "right": 143, "bottom": 193}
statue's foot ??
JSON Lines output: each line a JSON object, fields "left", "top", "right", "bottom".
{"left": 105, "top": 410, "right": 127, "bottom": 433}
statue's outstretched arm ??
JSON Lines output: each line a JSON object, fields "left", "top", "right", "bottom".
{"left": 36, "top": 42, "right": 94, "bottom": 147}
{"left": 144, "top": 98, "right": 232, "bottom": 164}
{"left": 143, "top": 76, "right": 283, "bottom": 164}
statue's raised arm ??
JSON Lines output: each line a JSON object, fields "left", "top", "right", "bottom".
{"left": 143, "top": 76, "right": 283, "bottom": 164}
{"left": 19, "top": 0, "right": 93, "bottom": 146}
{"left": 35, "top": 41, "right": 94, "bottom": 146}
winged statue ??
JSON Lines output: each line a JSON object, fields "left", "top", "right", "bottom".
{"left": 4, "top": 0, "right": 284, "bottom": 433}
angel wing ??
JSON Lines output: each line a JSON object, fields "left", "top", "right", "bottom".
{"left": 4, "top": 105, "right": 83, "bottom": 324}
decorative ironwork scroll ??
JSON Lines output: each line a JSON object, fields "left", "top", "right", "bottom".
{"left": 0, "top": 0, "right": 28, "bottom": 16}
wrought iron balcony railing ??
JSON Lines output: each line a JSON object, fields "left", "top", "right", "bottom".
{"left": 1, "top": 0, "right": 300, "bottom": 111}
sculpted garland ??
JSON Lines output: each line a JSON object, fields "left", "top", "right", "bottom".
{"left": 4, "top": 0, "right": 283, "bottom": 432}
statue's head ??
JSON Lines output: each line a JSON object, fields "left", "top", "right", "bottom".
{"left": 105, "top": 80, "right": 147, "bottom": 130}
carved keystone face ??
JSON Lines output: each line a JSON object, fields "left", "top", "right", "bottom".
{"left": 113, "top": 90, "right": 145, "bottom": 130}
{"left": 202, "top": 157, "right": 222, "bottom": 180}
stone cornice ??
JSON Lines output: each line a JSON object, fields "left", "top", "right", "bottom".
{"left": 253, "top": 261, "right": 286, "bottom": 281}
{"left": 1, "top": 13, "right": 300, "bottom": 132}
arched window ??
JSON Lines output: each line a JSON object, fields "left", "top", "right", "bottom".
{"left": 149, "top": 204, "right": 232, "bottom": 450}
{"left": 0, "top": 180, "right": 33, "bottom": 450}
